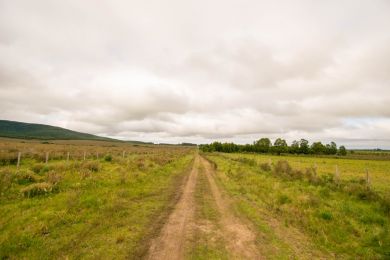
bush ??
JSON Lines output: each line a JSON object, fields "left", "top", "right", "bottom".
{"left": 260, "top": 163, "right": 271, "bottom": 172}
{"left": 81, "top": 161, "right": 100, "bottom": 172}
{"left": 305, "top": 167, "right": 320, "bottom": 184}
{"left": 320, "top": 173, "right": 334, "bottom": 184}
{"left": 381, "top": 192, "right": 390, "bottom": 214}
{"left": 104, "top": 154, "right": 113, "bottom": 162}
{"left": 273, "top": 160, "right": 292, "bottom": 175}
{"left": 277, "top": 194, "right": 292, "bottom": 205}
{"left": 0, "top": 157, "right": 18, "bottom": 166}
{"left": 320, "top": 211, "right": 333, "bottom": 220}
{"left": 16, "top": 170, "right": 42, "bottom": 184}
{"left": 236, "top": 157, "right": 257, "bottom": 166}
{"left": 31, "top": 163, "right": 45, "bottom": 174}
{"left": 0, "top": 168, "right": 14, "bottom": 194}
{"left": 46, "top": 171, "right": 62, "bottom": 185}
{"left": 21, "top": 182, "right": 54, "bottom": 197}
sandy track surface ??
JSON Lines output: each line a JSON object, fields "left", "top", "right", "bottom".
{"left": 200, "top": 156, "right": 262, "bottom": 259}
{"left": 147, "top": 154, "right": 262, "bottom": 259}
{"left": 147, "top": 156, "right": 199, "bottom": 260}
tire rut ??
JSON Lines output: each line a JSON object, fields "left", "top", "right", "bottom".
{"left": 200, "top": 156, "right": 263, "bottom": 259}
{"left": 147, "top": 156, "right": 199, "bottom": 260}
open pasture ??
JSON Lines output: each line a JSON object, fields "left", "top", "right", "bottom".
{"left": 204, "top": 152, "right": 390, "bottom": 258}
{"left": 0, "top": 139, "right": 195, "bottom": 259}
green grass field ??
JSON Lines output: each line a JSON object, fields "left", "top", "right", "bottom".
{"left": 1, "top": 138, "right": 390, "bottom": 259}
{"left": 0, "top": 140, "right": 194, "bottom": 259}
{"left": 204, "top": 152, "right": 390, "bottom": 258}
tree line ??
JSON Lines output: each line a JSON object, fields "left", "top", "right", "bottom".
{"left": 199, "top": 138, "right": 347, "bottom": 156}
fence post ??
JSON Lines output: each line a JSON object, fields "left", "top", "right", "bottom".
{"left": 366, "top": 168, "right": 370, "bottom": 188}
{"left": 17, "top": 152, "right": 21, "bottom": 169}
{"left": 84, "top": 151, "right": 86, "bottom": 161}
{"left": 335, "top": 165, "right": 339, "bottom": 182}
{"left": 122, "top": 151, "right": 125, "bottom": 158}
{"left": 96, "top": 152, "right": 99, "bottom": 160}
{"left": 67, "top": 152, "right": 70, "bottom": 162}
{"left": 45, "top": 152, "right": 49, "bottom": 164}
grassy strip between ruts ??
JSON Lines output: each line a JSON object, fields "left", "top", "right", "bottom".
{"left": 204, "top": 153, "right": 390, "bottom": 259}
{"left": 186, "top": 161, "right": 229, "bottom": 260}
{"left": 0, "top": 152, "right": 194, "bottom": 259}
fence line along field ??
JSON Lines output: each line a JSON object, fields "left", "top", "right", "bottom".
{"left": 0, "top": 138, "right": 195, "bottom": 259}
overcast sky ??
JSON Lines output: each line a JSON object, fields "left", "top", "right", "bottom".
{"left": 1, "top": 0, "right": 390, "bottom": 148}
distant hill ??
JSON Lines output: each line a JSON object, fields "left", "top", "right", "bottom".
{"left": 0, "top": 120, "right": 118, "bottom": 141}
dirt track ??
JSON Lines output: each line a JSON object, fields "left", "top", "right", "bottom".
{"left": 200, "top": 156, "right": 262, "bottom": 259}
{"left": 147, "top": 156, "right": 199, "bottom": 260}
{"left": 147, "top": 154, "right": 261, "bottom": 259}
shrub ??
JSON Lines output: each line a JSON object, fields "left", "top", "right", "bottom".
{"left": 0, "top": 168, "right": 14, "bottom": 194}
{"left": 260, "top": 163, "right": 271, "bottom": 172}
{"left": 273, "top": 160, "right": 292, "bottom": 176}
{"left": 31, "top": 163, "right": 45, "bottom": 174}
{"left": 16, "top": 170, "right": 41, "bottom": 184}
{"left": 305, "top": 167, "right": 320, "bottom": 184}
{"left": 320, "top": 211, "right": 333, "bottom": 220}
{"left": 381, "top": 192, "right": 390, "bottom": 214}
{"left": 290, "top": 169, "right": 304, "bottom": 180}
{"left": 0, "top": 157, "right": 18, "bottom": 166}
{"left": 236, "top": 157, "right": 257, "bottom": 166}
{"left": 277, "top": 194, "right": 292, "bottom": 205}
{"left": 46, "top": 171, "right": 62, "bottom": 185}
{"left": 320, "top": 173, "right": 334, "bottom": 184}
{"left": 81, "top": 161, "right": 100, "bottom": 172}
{"left": 21, "top": 182, "right": 54, "bottom": 197}
{"left": 104, "top": 154, "right": 113, "bottom": 162}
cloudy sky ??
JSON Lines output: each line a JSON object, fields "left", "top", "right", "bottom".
{"left": 1, "top": 0, "right": 390, "bottom": 148}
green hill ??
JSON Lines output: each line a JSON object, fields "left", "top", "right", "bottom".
{"left": 0, "top": 120, "right": 118, "bottom": 141}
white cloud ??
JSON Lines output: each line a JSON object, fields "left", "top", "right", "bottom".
{"left": 0, "top": 0, "right": 390, "bottom": 148}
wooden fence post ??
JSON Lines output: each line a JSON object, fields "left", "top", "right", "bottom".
{"left": 84, "top": 151, "right": 86, "bottom": 161}
{"left": 96, "top": 152, "right": 99, "bottom": 160}
{"left": 17, "top": 152, "right": 21, "bottom": 169}
{"left": 335, "top": 165, "right": 339, "bottom": 182}
{"left": 45, "top": 152, "right": 49, "bottom": 164}
{"left": 67, "top": 152, "right": 70, "bottom": 162}
{"left": 366, "top": 168, "right": 370, "bottom": 187}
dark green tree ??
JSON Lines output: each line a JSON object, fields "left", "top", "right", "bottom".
{"left": 299, "top": 139, "right": 310, "bottom": 154}
{"left": 311, "top": 142, "right": 325, "bottom": 154}
{"left": 273, "top": 138, "right": 288, "bottom": 155}
{"left": 338, "top": 145, "right": 347, "bottom": 156}
{"left": 290, "top": 140, "right": 300, "bottom": 154}
{"left": 254, "top": 138, "right": 272, "bottom": 153}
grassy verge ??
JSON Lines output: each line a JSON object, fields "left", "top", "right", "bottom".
{"left": 0, "top": 151, "right": 194, "bottom": 259}
{"left": 204, "top": 153, "right": 390, "bottom": 258}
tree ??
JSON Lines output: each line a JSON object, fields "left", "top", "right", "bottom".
{"left": 329, "top": 141, "right": 338, "bottom": 155}
{"left": 338, "top": 145, "right": 347, "bottom": 156}
{"left": 290, "top": 140, "right": 300, "bottom": 154}
{"left": 210, "top": 141, "right": 222, "bottom": 152}
{"left": 273, "top": 138, "right": 288, "bottom": 155}
{"left": 311, "top": 142, "right": 325, "bottom": 154}
{"left": 299, "top": 139, "right": 310, "bottom": 154}
{"left": 254, "top": 138, "right": 271, "bottom": 153}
